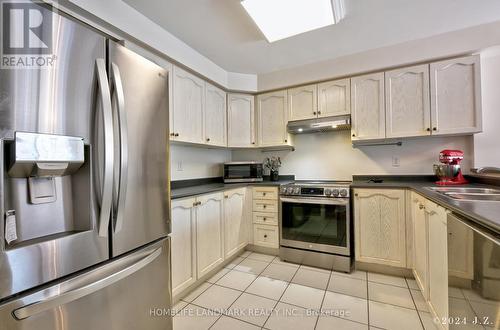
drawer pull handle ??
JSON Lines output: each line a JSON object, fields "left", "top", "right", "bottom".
{"left": 263, "top": 234, "right": 268, "bottom": 238}
{"left": 263, "top": 217, "right": 266, "bottom": 221}
{"left": 263, "top": 192, "right": 266, "bottom": 196}
{"left": 263, "top": 205, "right": 266, "bottom": 209}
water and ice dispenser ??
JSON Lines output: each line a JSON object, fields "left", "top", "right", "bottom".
{"left": 3, "top": 132, "right": 92, "bottom": 246}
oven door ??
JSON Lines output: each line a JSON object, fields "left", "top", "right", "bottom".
{"left": 279, "top": 196, "right": 350, "bottom": 256}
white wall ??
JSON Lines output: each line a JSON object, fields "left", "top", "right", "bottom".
{"left": 170, "top": 145, "right": 231, "bottom": 181}
{"left": 232, "top": 132, "right": 473, "bottom": 181}
{"left": 474, "top": 46, "right": 500, "bottom": 168}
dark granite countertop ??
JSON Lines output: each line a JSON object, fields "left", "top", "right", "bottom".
{"left": 352, "top": 175, "right": 500, "bottom": 234}
{"left": 171, "top": 177, "right": 294, "bottom": 200}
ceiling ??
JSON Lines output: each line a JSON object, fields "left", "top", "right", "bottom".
{"left": 122, "top": 0, "right": 500, "bottom": 74}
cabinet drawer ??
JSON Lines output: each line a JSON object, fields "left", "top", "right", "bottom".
{"left": 253, "top": 212, "right": 278, "bottom": 225}
{"left": 253, "top": 199, "right": 278, "bottom": 213}
{"left": 253, "top": 224, "right": 279, "bottom": 248}
{"left": 252, "top": 187, "right": 278, "bottom": 200}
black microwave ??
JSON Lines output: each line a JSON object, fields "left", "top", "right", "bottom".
{"left": 223, "top": 162, "right": 263, "bottom": 183}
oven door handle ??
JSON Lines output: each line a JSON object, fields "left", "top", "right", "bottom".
{"left": 280, "top": 196, "right": 349, "bottom": 206}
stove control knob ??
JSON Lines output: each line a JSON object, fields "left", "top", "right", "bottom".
{"left": 280, "top": 186, "right": 287, "bottom": 194}
{"left": 339, "top": 189, "right": 348, "bottom": 197}
{"left": 293, "top": 187, "right": 300, "bottom": 194}
{"left": 331, "top": 189, "right": 340, "bottom": 197}
{"left": 287, "top": 187, "right": 294, "bottom": 194}
{"left": 325, "top": 188, "right": 332, "bottom": 196}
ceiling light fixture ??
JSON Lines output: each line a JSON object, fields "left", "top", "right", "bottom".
{"left": 241, "top": 0, "right": 346, "bottom": 42}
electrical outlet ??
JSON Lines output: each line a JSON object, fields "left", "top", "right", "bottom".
{"left": 177, "top": 160, "right": 183, "bottom": 171}
{"left": 392, "top": 156, "right": 400, "bottom": 167}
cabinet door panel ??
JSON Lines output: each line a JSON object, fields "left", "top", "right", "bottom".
{"left": 205, "top": 83, "right": 226, "bottom": 146}
{"left": 351, "top": 73, "right": 386, "bottom": 140}
{"left": 171, "top": 198, "right": 196, "bottom": 296}
{"left": 257, "top": 90, "right": 288, "bottom": 146}
{"left": 447, "top": 216, "right": 474, "bottom": 279}
{"left": 354, "top": 189, "right": 406, "bottom": 267}
{"left": 196, "top": 193, "right": 224, "bottom": 278}
{"left": 288, "top": 84, "right": 317, "bottom": 121}
{"left": 385, "top": 64, "right": 431, "bottom": 138}
{"left": 430, "top": 55, "right": 482, "bottom": 135}
{"left": 172, "top": 66, "right": 204, "bottom": 143}
{"left": 227, "top": 94, "right": 255, "bottom": 147}
{"left": 318, "top": 78, "right": 350, "bottom": 117}
{"left": 412, "top": 194, "right": 429, "bottom": 299}
{"left": 224, "top": 188, "right": 247, "bottom": 258}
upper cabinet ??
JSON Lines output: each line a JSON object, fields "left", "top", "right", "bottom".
{"left": 205, "top": 83, "right": 227, "bottom": 147}
{"left": 171, "top": 66, "right": 205, "bottom": 144}
{"left": 430, "top": 55, "right": 482, "bottom": 135}
{"left": 350, "top": 73, "right": 386, "bottom": 141}
{"left": 227, "top": 93, "right": 256, "bottom": 148}
{"left": 385, "top": 64, "right": 431, "bottom": 138}
{"left": 257, "top": 90, "right": 290, "bottom": 147}
{"left": 288, "top": 84, "right": 317, "bottom": 121}
{"left": 318, "top": 78, "right": 351, "bottom": 117}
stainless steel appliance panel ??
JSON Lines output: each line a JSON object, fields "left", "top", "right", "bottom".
{"left": 223, "top": 161, "right": 263, "bottom": 183}
{"left": 0, "top": 3, "right": 106, "bottom": 141}
{"left": 447, "top": 214, "right": 500, "bottom": 329}
{"left": 0, "top": 237, "right": 172, "bottom": 330}
{"left": 108, "top": 42, "right": 170, "bottom": 257}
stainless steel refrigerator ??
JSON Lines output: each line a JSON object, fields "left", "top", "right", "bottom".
{"left": 0, "top": 3, "right": 172, "bottom": 329}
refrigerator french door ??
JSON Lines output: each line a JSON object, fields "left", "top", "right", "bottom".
{"left": 0, "top": 3, "right": 172, "bottom": 329}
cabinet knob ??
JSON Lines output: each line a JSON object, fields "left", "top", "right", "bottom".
{"left": 354, "top": 193, "right": 358, "bottom": 197}
{"left": 263, "top": 234, "right": 268, "bottom": 238}
{"left": 224, "top": 195, "right": 228, "bottom": 199}
{"left": 252, "top": 142, "right": 255, "bottom": 145}
{"left": 313, "top": 112, "right": 317, "bottom": 115}
{"left": 206, "top": 138, "right": 210, "bottom": 142}
{"left": 284, "top": 139, "right": 287, "bottom": 143}
{"left": 263, "top": 205, "right": 267, "bottom": 209}
{"left": 263, "top": 217, "right": 267, "bottom": 221}
{"left": 174, "top": 133, "right": 179, "bottom": 137}
{"left": 263, "top": 192, "right": 266, "bottom": 196}
{"left": 352, "top": 133, "right": 356, "bottom": 137}
{"left": 317, "top": 111, "right": 321, "bottom": 115}
{"left": 419, "top": 204, "right": 425, "bottom": 210}
{"left": 426, "top": 128, "right": 431, "bottom": 131}
{"left": 433, "top": 127, "right": 437, "bottom": 131}
{"left": 170, "top": 133, "right": 175, "bottom": 137}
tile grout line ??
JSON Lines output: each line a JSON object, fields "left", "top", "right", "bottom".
{"left": 208, "top": 254, "right": 278, "bottom": 329}
{"left": 313, "top": 269, "right": 332, "bottom": 330}
{"left": 366, "top": 270, "right": 371, "bottom": 328}
{"left": 405, "top": 277, "right": 426, "bottom": 330}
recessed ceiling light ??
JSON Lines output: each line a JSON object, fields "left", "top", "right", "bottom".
{"left": 241, "top": 0, "right": 345, "bottom": 43}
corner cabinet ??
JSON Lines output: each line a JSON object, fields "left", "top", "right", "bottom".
{"left": 224, "top": 188, "right": 248, "bottom": 258}
{"left": 430, "top": 55, "right": 482, "bottom": 135}
{"left": 354, "top": 189, "right": 406, "bottom": 267}
{"left": 204, "top": 83, "right": 227, "bottom": 146}
{"left": 196, "top": 192, "right": 224, "bottom": 278}
{"left": 171, "top": 66, "right": 205, "bottom": 143}
{"left": 171, "top": 198, "right": 197, "bottom": 297}
{"left": 227, "top": 93, "right": 256, "bottom": 147}
{"left": 257, "top": 90, "right": 291, "bottom": 147}
{"left": 385, "top": 64, "right": 431, "bottom": 138}
{"left": 350, "top": 73, "right": 386, "bottom": 141}
{"left": 318, "top": 78, "right": 350, "bottom": 117}
{"left": 287, "top": 84, "right": 317, "bottom": 121}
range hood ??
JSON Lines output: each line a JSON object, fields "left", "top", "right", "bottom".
{"left": 287, "top": 114, "right": 351, "bottom": 134}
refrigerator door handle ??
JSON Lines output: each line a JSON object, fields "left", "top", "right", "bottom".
{"left": 110, "top": 62, "right": 128, "bottom": 234}
{"left": 95, "top": 58, "right": 114, "bottom": 237}
{"left": 12, "top": 246, "right": 162, "bottom": 320}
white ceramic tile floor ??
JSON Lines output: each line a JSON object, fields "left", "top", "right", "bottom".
{"left": 175, "top": 250, "right": 430, "bottom": 330}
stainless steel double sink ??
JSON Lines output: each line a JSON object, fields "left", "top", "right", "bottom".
{"left": 427, "top": 187, "right": 500, "bottom": 201}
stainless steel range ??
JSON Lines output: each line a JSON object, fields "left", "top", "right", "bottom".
{"left": 279, "top": 181, "right": 352, "bottom": 272}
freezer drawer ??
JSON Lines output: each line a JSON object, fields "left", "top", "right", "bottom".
{"left": 0, "top": 237, "right": 172, "bottom": 330}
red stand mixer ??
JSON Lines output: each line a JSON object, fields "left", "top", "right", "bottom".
{"left": 433, "top": 149, "right": 468, "bottom": 185}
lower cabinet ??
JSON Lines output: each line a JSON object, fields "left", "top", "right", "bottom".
{"left": 411, "top": 192, "right": 429, "bottom": 299}
{"left": 171, "top": 198, "right": 197, "bottom": 297}
{"left": 447, "top": 216, "right": 474, "bottom": 279}
{"left": 252, "top": 187, "right": 279, "bottom": 249}
{"left": 196, "top": 192, "right": 225, "bottom": 278}
{"left": 224, "top": 188, "right": 248, "bottom": 258}
{"left": 253, "top": 224, "right": 279, "bottom": 248}
{"left": 354, "top": 189, "right": 407, "bottom": 267}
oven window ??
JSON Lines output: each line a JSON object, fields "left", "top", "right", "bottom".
{"left": 281, "top": 202, "right": 347, "bottom": 247}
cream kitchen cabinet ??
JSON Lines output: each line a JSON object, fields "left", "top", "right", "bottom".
{"left": 425, "top": 200, "right": 449, "bottom": 328}
{"left": 171, "top": 66, "right": 205, "bottom": 143}
{"left": 171, "top": 198, "right": 197, "bottom": 297}
{"left": 411, "top": 192, "right": 429, "bottom": 299}
{"left": 430, "top": 55, "right": 482, "bottom": 135}
{"left": 196, "top": 192, "right": 225, "bottom": 278}
{"left": 447, "top": 215, "right": 474, "bottom": 279}
{"left": 287, "top": 84, "right": 317, "bottom": 121}
{"left": 354, "top": 189, "right": 406, "bottom": 267}
{"left": 318, "top": 78, "right": 351, "bottom": 117}
{"left": 227, "top": 93, "right": 256, "bottom": 147}
{"left": 252, "top": 187, "right": 279, "bottom": 249}
{"left": 257, "top": 90, "right": 291, "bottom": 147}
{"left": 385, "top": 64, "right": 431, "bottom": 138}
{"left": 204, "top": 83, "right": 227, "bottom": 146}
{"left": 223, "top": 188, "right": 248, "bottom": 259}
{"left": 350, "top": 73, "right": 386, "bottom": 141}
